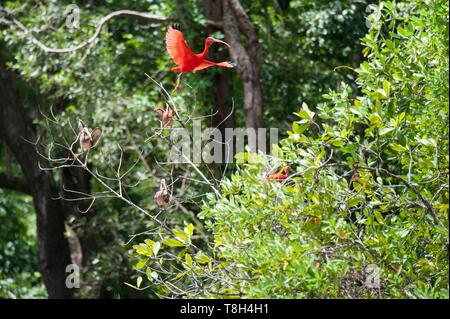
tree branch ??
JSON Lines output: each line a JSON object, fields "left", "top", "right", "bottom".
{"left": 0, "top": 8, "right": 168, "bottom": 53}
{"left": 227, "top": 0, "right": 258, "bottom": 41}
{"left": 0, "top": 172, "right": 31, "bottom": 194}
{"left": 358, "top": 166, "right": 444, "bottom": 227}
{"left": 206, "top": 19, "right": 223, "bottom": 30}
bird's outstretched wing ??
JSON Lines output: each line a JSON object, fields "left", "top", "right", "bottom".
{"left": 166, "top": 25, "right": 194, "bottom": 66}
{"left": 192, "top": 60, "right": 215, "bottom": 72}
{"left": 193, "top": 60, "right": 236, "bottom": 72}
{"left": 90, "top": 128, "right": 102, "bottom": 147}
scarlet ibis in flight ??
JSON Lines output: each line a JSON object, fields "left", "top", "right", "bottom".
{"left": 166, "top": 24, "right": 236, "bottom": 73}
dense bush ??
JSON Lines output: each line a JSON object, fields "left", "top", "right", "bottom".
{"left": 133, "top": 0, "right": 448, "bottom": 298}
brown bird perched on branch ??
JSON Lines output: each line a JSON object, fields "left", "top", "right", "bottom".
{"left": 78, "top": 120, "right": 102, "bottom": 151}
{"left": 154, "top": 179, "right": 172, "bottom": 208}
{"left": 156, "top": 108, "right": 175, "bottom": 128}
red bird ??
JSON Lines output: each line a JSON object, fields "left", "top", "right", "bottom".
{"left": 166, "top": 24, "right": 236, "bottom": 73}
{"left": 267, "top": 166, "right": 291, "bottom": 182}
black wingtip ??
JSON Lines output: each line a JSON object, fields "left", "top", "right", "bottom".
{"left": 172, "top": 23, "right": 182, "bottom": 31}
{"left": 228, "top": 61, "right": 238, "bottom": 67}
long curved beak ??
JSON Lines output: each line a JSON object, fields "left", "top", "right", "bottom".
{"left": 211, "top": 37, "right": 230, "bottom": 47}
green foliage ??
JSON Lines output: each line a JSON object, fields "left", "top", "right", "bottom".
{"left": 1, "top": 0, "right": 448, "bottom": 299}
{"left": 133, "top": 0, "right": 448, "bottom": 298}
{"left": 0, "top": 190, "right": 46, "bottom": 298}
{"left": 247, "top": 0, "right": 375, "bottom": 130}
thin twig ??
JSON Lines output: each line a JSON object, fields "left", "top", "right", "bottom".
{"left": 357, "top": 165, "right": 444, "bottom": 227}
{"left": 1, "top": 8, "right": 168, "bottom": 53}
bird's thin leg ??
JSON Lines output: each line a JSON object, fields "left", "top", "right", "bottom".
{"left": 173, "top": 73, "right": 183, "bottom": 93}
{"left": 84, "top": 150, "right": 89, "bottom": 167}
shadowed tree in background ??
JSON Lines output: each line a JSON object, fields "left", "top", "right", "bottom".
{"left": 0, "top": 59, "right": 73, "bottom": 298}
{"left": 222, "top": 0, "right": 264, "bottom": 133}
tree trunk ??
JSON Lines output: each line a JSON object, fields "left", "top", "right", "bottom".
{"left": 0, "top": 59, "right": 74, "bottom": 298}
{"left": 222, "top": 0, "right": 264, "bottom": 135}
{"left": 61, "top": 165, "right": 97, "bottom": 267}
{"left": 204, "top": 0, "right": 236, "bottom": 164}
{"left": 204, "top": 0, "right": 235, "bottom": 132}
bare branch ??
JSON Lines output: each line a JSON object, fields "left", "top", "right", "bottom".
{"left": 1, "top": 8, "right": 168, "bottom": 53}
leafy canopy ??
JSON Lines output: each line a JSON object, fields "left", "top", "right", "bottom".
{"left": 133, "top": 0, "right": 449, "bottom": 298}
